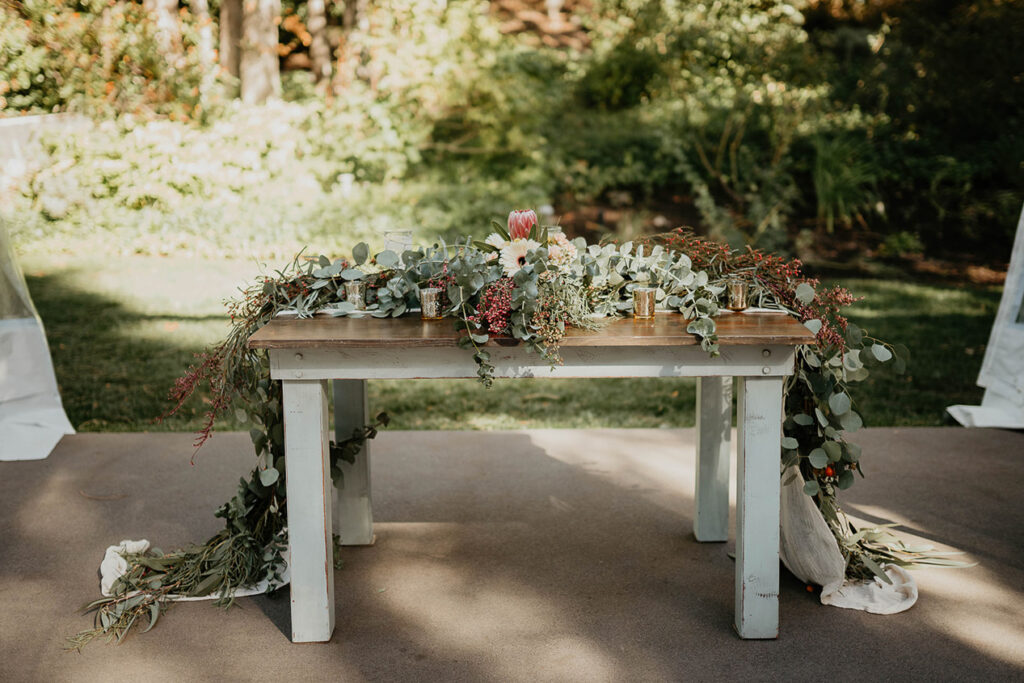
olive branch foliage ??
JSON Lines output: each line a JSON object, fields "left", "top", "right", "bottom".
{"left": 71, "top": 223, "right": 952, "bottom": 648}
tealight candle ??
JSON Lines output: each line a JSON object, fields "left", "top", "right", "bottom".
{"left": 633, "top": 287, "right": 657, "bottom": 320}
{"left": 420, "top": 287, "right": 444, "bottom": 320}
{"left": 344, "top": 281, "right": 366, "bottom": 310}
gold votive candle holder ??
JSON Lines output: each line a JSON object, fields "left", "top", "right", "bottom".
{"left": 726, "top": 280, "right": 749, "bottom": 312}
{"left": 633, "top": 287, "right": 657, "bottom": 319}
{"left": 344, "top": 281, "right": 366, "bottom": 310}
{"left": 419, "top": 287, "right": 444, "bottom": 320}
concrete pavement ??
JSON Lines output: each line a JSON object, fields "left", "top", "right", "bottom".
{"left": 1, "top": 427, "right": 1022, "bottom": 681}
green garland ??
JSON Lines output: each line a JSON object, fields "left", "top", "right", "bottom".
{"left": 70, "top": 217, "right": 949, "bottom": 648}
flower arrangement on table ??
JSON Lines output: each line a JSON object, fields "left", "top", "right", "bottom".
{"left": 70, "top": 209, "right": 939, "bottom": 648}
{"left": 307, "top": 209, "right": 723, "bottom": 386}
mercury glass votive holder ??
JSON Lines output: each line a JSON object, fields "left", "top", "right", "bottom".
{"left": 345, "top": 281, "right": 366, "bottom": 310}
{"left": 633, "top": 287, "right": 657, "bottom": 320}
{"left": 727, "top": 280, "right": 749, "bottom": 312}
{"left": 420, "top": 287, "right": 444, "bottom": 320}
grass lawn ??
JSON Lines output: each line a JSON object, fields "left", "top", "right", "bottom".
{"left": 21, "top": 253, "right": 1002, "bottom": 435}
{"left": 830, "top": 278, "right": 1002, "bottom": 426}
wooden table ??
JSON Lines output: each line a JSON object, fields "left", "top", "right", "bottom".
{"left": 248, "top": 312, "right": 814, "bottom": 642}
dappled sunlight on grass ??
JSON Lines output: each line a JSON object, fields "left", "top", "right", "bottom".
{"left": 370, "top": 377, "right": 698, "bottom": 430}
{"left": 23, "top": 258, "right": 249, "bottom": 433}
{"left": 22, "top": 254, "right": 267, "bottom": 318}
{"left": 464, "top": 414, "right": 523, "bottom": 430}
{"left": 826, "top": 278, "right": 1001, "bottom": 426}
{"left": 831, "top": 279, "right": 1003, "bottom": 319}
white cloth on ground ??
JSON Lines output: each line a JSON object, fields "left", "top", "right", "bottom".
{"left": 779, "top": 466, "right": 918, "bottom": 614}
{"left": 820, "top": 564, "right": 918, "bottom": 614}
{"left": 0, "top": 318, "right": 75, "bottom": 460}
{"left": 0, "top": 216, "right": 75, "bottom": 461}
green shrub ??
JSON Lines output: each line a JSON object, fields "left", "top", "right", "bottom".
{"left": 877, "top": 231, "right": 924, "bottom": 260}
{"left": 575, "top": 41, "right": 660, "bottom": 110}
{"left": 1, "top": 0, "right": 211, "bottom": 118}
{"left": 812, "top": 134, "right": 880, "bottom": 233}
{"left": 4, "top": 0, "right": 1018, "bottom": 260}
{"left": 810, "top": 0, "right": 1024, "bottom": 252}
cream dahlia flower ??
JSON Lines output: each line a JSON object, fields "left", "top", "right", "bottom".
{"left": 546, "top": 232, "right": 578, "bottom": 266}
{"left": 484, "top": 232, "right": 507, "bottom": 249}
{"left": 499, "top": 239, "right": 541, "bottom": 276}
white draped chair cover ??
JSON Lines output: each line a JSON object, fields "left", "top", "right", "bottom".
{"left": 0, "top": 219, "right": 75, "bottom": 460}
{"left": 948, "top": 203, "right": 1024, "bottom": 428}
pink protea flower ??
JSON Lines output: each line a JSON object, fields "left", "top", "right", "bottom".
{"left": 507, "top": 209, "right": 538, "bottom": 240}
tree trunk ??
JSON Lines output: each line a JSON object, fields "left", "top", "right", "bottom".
{"left": 307, "top": 0, "right": 332, "bottom": 85}
{"left": 144, "top": 0, "right": 181, "bottom": 55}
{"left": 191, "top": 0, "right": 215, "bottom": 69}
{"left": 220, "top": 0, "right": 243, "bottom": 79}
{"left": 342, "top": 0, "right": 357, "bottom": 31}
{"left": 333, "top": 0, "right": 366, "bottom": 93}
{"left": 189, "top": 0, "right": 216, "bottom": 109}
{"left": 240, "top": 0, "right": 281, "bottom": 104}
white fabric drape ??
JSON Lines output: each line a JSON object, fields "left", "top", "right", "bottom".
{"left": 0, "top": 220, "right": 75, "bottom": 460}
{"left": 948, "top": 203, "right": 1024, "bottom": 428}
{"left": 779, "top": 466, "right": 918, "bottom": 614}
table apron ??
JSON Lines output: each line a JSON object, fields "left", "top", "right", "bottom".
{"left": 268, "top": 345, "right": 797, "bottom": 380}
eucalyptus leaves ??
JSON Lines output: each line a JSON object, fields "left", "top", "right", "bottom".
{"left": 288, "top": 227, "right": 725, "bottom": 381}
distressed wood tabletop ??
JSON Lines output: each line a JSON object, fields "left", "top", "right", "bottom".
{"left": 248, "top": 311, "right": 814, "bottom": 349}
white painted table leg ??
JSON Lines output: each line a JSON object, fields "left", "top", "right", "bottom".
{"left": 283, "top": 379, "right": 335, "bottom": 643}
{"left": 332, "top": 379, "right": 374, "bottom": 546}
{"left": 734, "top": 376, "right": 782, "bottom": 639}
{"left": 694, "top": 376, "right": 732, "bottom": 542}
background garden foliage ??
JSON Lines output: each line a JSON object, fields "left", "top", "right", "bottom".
{"left": 0, "top": 0, "right": 208, "bottom": 118}
{"left": 2, "top": 0, "right": 1020, "bottom": 259}
{"left": 0, "top": 0, "right": 1014, "bottom": 434}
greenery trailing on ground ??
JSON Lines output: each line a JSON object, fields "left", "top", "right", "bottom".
{"left": 66, "top": 414, "right": 386, "bottom": 650}
{"left": 66, "top": 249, "right": 391, "bottom": 650}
